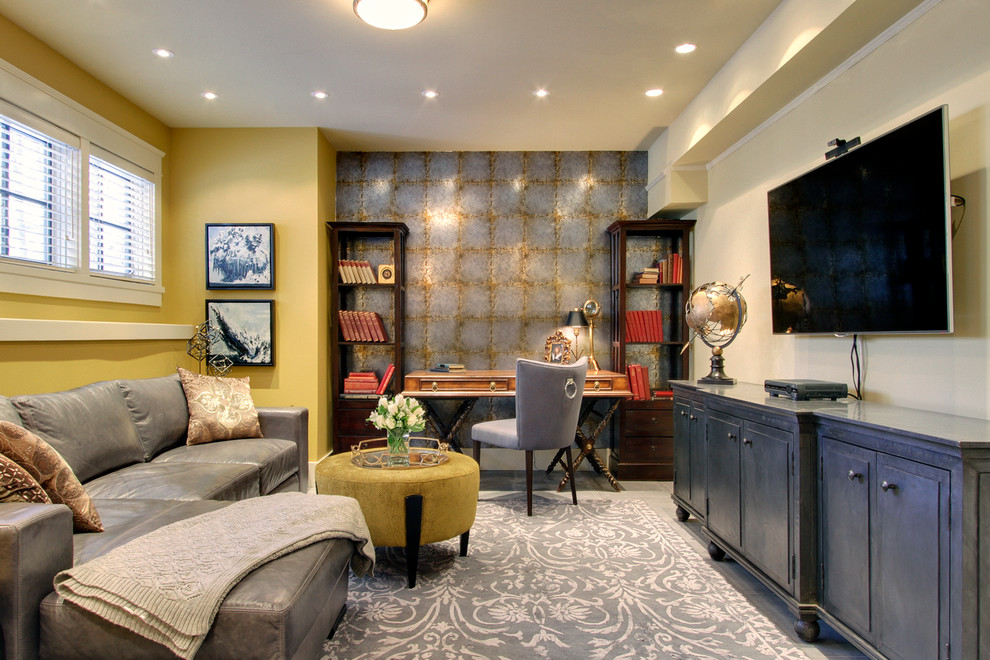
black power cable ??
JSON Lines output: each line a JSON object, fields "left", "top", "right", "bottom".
{"left": 848, "top": 334, "right": 862, "bottom": 400}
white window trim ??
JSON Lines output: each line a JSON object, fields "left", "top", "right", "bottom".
{"left": 0, "top": 58, "right": 165, "bottom": 306}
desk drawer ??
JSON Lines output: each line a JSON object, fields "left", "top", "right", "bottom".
{"left": 406, "top": 375, "right": 512, "bottom": 394}
{"left": 623, "top": 406, "right": 674, "bottom": 435}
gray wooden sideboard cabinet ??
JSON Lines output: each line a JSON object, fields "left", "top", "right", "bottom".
{"left": 671, "top": 380, "right": 990, "bottom": 660}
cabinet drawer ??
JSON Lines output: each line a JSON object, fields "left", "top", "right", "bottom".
{"left": 623, "top": 407, "right": 674, "bottom": 435}
{"left": 620, "top": 435, "right": 674, "bottom": 462}
{"left": 405, "top": 375, "right": 513, "bottom": 393}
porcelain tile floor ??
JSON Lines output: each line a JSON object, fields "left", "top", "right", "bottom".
{"left": 479, "top": 469, "right": 868, "bottom": 660}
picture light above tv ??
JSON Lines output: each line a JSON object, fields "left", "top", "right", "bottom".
{"left": 767, "top": 105, "right": 953, "bottom": 336}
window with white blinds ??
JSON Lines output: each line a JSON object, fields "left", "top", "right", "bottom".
{"left": 0, "top": 115, "right": 80, "bottom": 269}
{"left": 88, "top": 154, "right": 155, "bottom": 281}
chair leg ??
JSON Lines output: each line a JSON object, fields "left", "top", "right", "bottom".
{"left": 473, "top": 440, "right": 481, "bottom": 466}
{"left": 565, "top": 446, "right": 578, "bottom": 506}
{"left": 525, "top": 450, "right": 534, "bottom": 516}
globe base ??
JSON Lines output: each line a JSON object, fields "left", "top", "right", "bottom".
{"left": 699, "top": 351, "right": 736, "bottom": 385}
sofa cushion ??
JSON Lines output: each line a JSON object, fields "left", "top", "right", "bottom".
{"left": 0, "top": 452, "right": 52, "bottom": 504}
{"left": 0, "top": 395, "right": 23, "bottom": 425}
{"left": 177, "top": 368, "right": 263, "bottom": 445}
{"left": 73, "top": 498, "right": 231, "bottom": 565}
{"left": 10, "top": 381, "right": 145, "bottom": 483}
{"left": 152, "top": 437, "right": 298, "bottom": 495}
{"left": 117, "top": 374, "right": 189, "bottom": 460}
{"left": 83, "top": 462, "right": 260, "bottom": 502}
{"left": 0, "top": 421, "right": 103, "bottom": 532}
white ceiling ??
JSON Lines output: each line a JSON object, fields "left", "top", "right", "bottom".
{"left": 0, "top": 0, "right": 783, "bottom": 151}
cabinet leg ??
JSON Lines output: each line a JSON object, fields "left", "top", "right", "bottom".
{"left": 674, "top": 505, "right": 690, "bottom": 522}
{"left": 794, "top": 616, "right": 820, "bottom": 643}
{"left": 706, "top": 541, "right": 726, "bottom": 561}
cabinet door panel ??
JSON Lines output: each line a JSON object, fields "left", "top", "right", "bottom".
{"left": 707, "top": 412, "right": 741, "bottom": 548}
{"left": 688, "top": 404, "right": 707, "bottom": 515}
{"left": 740, "top": 422, "right": 791, "bottom": 589}
{"left": 875, "top": 454, "right": 949, "bottom": 660}
{"left": 820, "top": 437, "right": 873, "bottom": 638}
{"left": 673, "top": 401, "right": 691, "bottom": 502}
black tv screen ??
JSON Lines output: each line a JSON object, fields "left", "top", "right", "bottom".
{"left": 767, "top": 106, "right": 952, "bottom": 335}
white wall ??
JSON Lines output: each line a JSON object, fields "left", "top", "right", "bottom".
{"left": 691, "top": 0, "right": 990, "bottom": 418}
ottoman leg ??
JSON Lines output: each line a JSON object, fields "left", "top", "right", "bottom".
{"left": 460, "top": 530, "right": 470, "bottom": 557}
{"left": 405, "top": 494, "right": 423, "bottom": 588}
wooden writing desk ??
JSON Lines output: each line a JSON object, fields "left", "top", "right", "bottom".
{"left": 402, "top": 369, "right": 633, "bottom": 491}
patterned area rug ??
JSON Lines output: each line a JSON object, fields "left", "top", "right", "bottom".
{"left": 322, "top": 496, "right": 809, "bottom": 659}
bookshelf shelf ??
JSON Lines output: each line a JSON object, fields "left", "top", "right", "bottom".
{"left": 328, "top": 221, "right": 408, "bottom": 454}
{"left": 607, "top": 218, "right": 695, "bottom": 481}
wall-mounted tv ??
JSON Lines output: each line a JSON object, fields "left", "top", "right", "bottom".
{"left": 767, "top": 106, "right": 953, "bottom": 335}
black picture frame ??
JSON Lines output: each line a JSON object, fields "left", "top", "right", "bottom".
{"left": 206, "top": 300, "right": 274, "bottom": 366}
{"left": 205, "top": 223, "right": 275, "bottom": 289}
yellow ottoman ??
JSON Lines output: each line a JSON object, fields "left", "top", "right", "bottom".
{"left": 315, "top": 450, "right": 479, "bottom": 587}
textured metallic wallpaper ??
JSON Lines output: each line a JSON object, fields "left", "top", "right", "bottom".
{"left": 335, "top": 150, "right": 648, "bottom": 424}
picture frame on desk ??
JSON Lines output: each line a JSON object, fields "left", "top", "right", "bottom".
{"left": 205, "top": 223, "right": 275, "bottom": 289}
{"left": 544, "top": 330, "right": 572, "bottom": 364}
{"left": 206, "top": 299, "right": 274, "bottom": 366}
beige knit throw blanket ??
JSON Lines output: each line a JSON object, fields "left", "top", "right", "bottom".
{"left": 54, "top": 492, "right": 375, "bottom": 659}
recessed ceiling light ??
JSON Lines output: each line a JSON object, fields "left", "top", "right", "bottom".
{"left": 675, "top": 43, "right": 697, "bottom": 54}
{"left": 311, "top": 90, "right": 329, "bottom": 100}
{"left": 422, "top": 89, "right": 439, "bottom": 99}
{"left": 645, "top": 88, "right": 664, "bottom": 97}
{"left": 152, "top": 48, "right": 174, "bottom": 58}
{"left": 534, "top": 88, "right": 549, "bottom": 98}
{"left": 201, "top": 91, "right": 218, "bottom": 101}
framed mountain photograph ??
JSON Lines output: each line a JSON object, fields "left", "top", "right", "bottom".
{"left": 206, "top": 223, "right": 274, "bottom": 289}
{"left": 206, "top": 299, "right": 274, "bottom": 366}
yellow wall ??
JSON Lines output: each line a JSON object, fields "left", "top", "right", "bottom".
{"left": 169, "top": 128, "right": 331, "bottom": 459}
{"left": 0, "top": 14, "right": 333, "bottom": 459}
{"left": 0, "top": 12, "right": 188, "bottom": 393}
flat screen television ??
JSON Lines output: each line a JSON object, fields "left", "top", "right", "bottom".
{"left": 767, "top": 106, "right": 953, "bottom": 335}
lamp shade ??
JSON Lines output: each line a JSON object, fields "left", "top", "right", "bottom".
{"left": 566, "top": 309, "right": 589, "bottom": 328}
{"left": 353, "top": 0, "right": 428, "bottom": 30}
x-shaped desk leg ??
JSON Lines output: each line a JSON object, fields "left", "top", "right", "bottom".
{"left": 547, "top": 398, "right": 623, "bottom": 492}
{"left": 419, "top": 399, "right": 476, "bottom": 453}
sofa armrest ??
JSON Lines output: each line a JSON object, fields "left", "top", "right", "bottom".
{"left": 257, "top": 407, "right": 309, "bottom": 493}
{"left": 0, "top": 502, "right": 73, "bottom": 660}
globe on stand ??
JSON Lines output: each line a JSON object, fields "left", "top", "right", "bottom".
{"left": 683, "top": 276, "right": 748, "bottom": 384}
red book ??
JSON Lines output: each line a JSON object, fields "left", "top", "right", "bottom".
{"left": 371, "top": 312, "right": 389, "bottom": 342}
{"left": 638, "top": 364, "right": 651, "bottom": 400}
{"left": 376, "top": 363, "right": 396, "bottom": 395}
{"left": 360, "top": 312, "right": 377, "bottom": 341}
{"left": 338, "top": 310, "right": 353, "bottom": 341}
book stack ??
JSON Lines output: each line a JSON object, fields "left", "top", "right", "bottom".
{"left": 343, "top": 371, "right": 379, "bottom": 394}
{"left": 338, "top": 260, "right": 377, "bottom": 283}
{"left": 430, "top": 363, "right": 466, "bottom": 372}
{"left": 338, "top": 310, "right": 389, "bottom": 342}
{"left": 625, "top": 364, "right": 652, "bottom": 400}
{"left": 655, "top": 252, "right": 684, "bottom": 284}
{"left": 625, "top": 310, "right": 663, "bottom": 342}
{"left": 630, "top": 253, "right": 684, "bottom": 284}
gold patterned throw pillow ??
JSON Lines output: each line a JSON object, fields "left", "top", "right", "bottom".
{"left": 177, "top": 367, "right": 263, "bottom": 446}
{"left": 0, "top": 452, "right": 52, "bottom": 504}
{"left": 0, "top": 421, "right": 103, "bottom": 532}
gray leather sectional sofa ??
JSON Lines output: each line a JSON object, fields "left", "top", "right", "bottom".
{"left": 0, "top": 374, "right": 355, "bottom": 660}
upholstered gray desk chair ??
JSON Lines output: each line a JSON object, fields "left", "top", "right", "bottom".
{"left": 471, "top": 356, "right": 589, "bottom": 516}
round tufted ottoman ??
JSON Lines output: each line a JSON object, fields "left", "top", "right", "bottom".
{"left": 315, "top": 449, "right": 479, "bottom": 587}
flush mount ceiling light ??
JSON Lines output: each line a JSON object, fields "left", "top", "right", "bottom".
{"left": 152, "top": 48, "right": 174, "bottom": 59}
{"left": 675, "top": 43, "right": 697, "bottom": 54}
{"left": 353, "top": 0, "right": 428, "bottom": 30}
{"left": 645, "top": 88, "right": 664, "bottom": 97}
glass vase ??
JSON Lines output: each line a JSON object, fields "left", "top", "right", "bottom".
{"left": 386, "top": 430, "right": 410, "bottom": 466}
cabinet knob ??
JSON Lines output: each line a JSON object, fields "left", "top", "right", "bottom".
{"left": 847, "top": 470, "right": 862, "bottom": 481}
{"left": 727, "top": 433, "right": 736, "bottom": 440}
{"left": 742, "top": 437, "right": 752, "bottom": 446}
{"left": 880, "top": 480, "right": 897, "bottom": 492}
{"left": 680, "top": 410, "right": 688, "bottom": 416}
{"left": 689, "top": 415, "right": 697, "bottom": 421}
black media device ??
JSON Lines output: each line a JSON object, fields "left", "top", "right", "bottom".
{"left": 764, "top": 379, "right": 848, "bottom": 401}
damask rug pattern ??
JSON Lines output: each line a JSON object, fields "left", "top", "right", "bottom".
{"left": 322, "top": 496, "right": 810, "bottom": 659}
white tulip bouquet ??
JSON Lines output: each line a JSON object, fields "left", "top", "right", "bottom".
{"left": 368, "top": 394, "right": 427, "bottom": 454}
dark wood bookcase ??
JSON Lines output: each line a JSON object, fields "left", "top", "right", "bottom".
{"left": 607, "top": 219, "right": 695, "bottom": 479}
{"left": 327, "top": 221, "right": 408, "bottom": 454}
